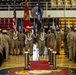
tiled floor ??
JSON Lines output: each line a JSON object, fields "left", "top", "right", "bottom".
{"left": 0, "top": 48, "right": 76, "bottom": 70}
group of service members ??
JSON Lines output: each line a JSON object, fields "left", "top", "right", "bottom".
{"left": 0, "top": 28, "right": 25, "bottom": 66}
{"left": 0, "top": 27, "right": 63, "bottom": 66}
{"left": 63, "top": 27, "right": 76, "bottom": 62}
{"left": 0, "top": 26, "right": 66, "bottom": 66}
{"left": 0, "top": 26, "right": 76, "bottom": 67}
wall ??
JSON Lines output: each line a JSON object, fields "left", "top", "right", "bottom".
{"left": 0, "top": 10, "right": 76, "bottom": 18}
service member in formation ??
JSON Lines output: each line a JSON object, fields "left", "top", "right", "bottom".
{"left": 46, "top": 29, "right": 51, "bottom": 48}
{"left": 49, "top": 28, "right": 57, "bottom": 51}
{"left": 67, "top": 27, "right": 74, "bottom": 61}
{"left": 71, "top": 28, "right": 76, "bottom": 62}
{"left": 18, "top": 30, "right": 25, "bottom": 55}
{"left": 24, "top": 31, "right": 29, "bottom": 51}
{"left": 56, "top": 27, "right": 62, "bottom": 55}
{"left": 2, "top": 30, "right": 10, "bottom": 61}
{"left": 37, "top": 28, "right": 47, "bottom": 56}
{"left": 12, "top": 30, "right": 19, "bottom": 56}
{"left": 25, "top": 31, "right": 35, "bottom": 56}
{"left": 7, "top": 28, "right": 13, "bottom": 55}
{"left": 63, "top": 27, "right": 70, "bottom": 57}
{"left": 0, "top": 29, "right": 3, "bottom": 66}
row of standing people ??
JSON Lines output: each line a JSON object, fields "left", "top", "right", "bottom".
{"left": 25, "top": 27, "right": 62, "bottom": 56}
{"left": 7, "top": 27, "right": 63, "bottom": 57}
{"left": 0, "top": 29, "right": 25, "bottom": 66}
{"left": 0, "top": 29, "right": 10, "bottom": 66}
{"left": 46, "top": 28, "right": 62, "bottom": 55}
{"left": 0, "top": 27, "right": 62, "bottom": 66}
{"left": 64, "top": 27, "right": 76, "bottom": 62}
{"left": 11, "top": 27, "right": 62, "bottom": 56}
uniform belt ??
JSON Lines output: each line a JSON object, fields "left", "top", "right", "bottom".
{"left": 39, "top": 38, "right": 45, "bottom": 41}
{"left": 27, "top": 38, "right": 32, "bottom": 41}
{"left": 27, "top": 39, "right": 32, "bottom": 41}
{"left": 19, "top": 40, "right": 24, "bottom": 41}
{"left": 13, "top": 38, "right": 18, "bottom": 40}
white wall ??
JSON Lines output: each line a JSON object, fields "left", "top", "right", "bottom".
{"left": 0, "top": 10, "right": 76, "bottom": 18}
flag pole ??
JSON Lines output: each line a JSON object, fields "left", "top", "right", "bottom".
{"left": 38, "top": 0, "right": 39, "bottom": 1}
{"left": 47, "top": 14, "right": 50, "bottom": 30}
{"left": 34, "top": 16, "right": 36, "bottom": 34}
{"left": 52, "top": 17, "right": 55, "bottom": 30}
{"left": 24, "top": 0, "right": 26, "bottom": 33}
{"left": 25, "top": 0, "right": 27, "bottom": 3}
{"left": 12, "top": 0, "right": 17, "bottom": 33}
{"left": 20, "top": 17, "right": 23, "bottom": 33}
{"left": 0, "top": 18, "right": 1, "bottom": 28}
{"left": 8, "top": 5, "right": 10, "bottom": 29}
{"left": 4, "top": 17, "right": 5, "bottom": 29}
{"left": 68, "top": 18, "right": 70, "bottom": 28}
{"left": 14, "top": 0, "right": 17, "bottom": 29}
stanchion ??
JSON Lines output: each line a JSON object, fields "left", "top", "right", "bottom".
{"left": 48, "top": 48, "right": 51, "bottom": 62}
{"left": 52, "top": 51, "right": 57, "bottom": 69}
{"left": 24, "top": 51, "right": 29, "bottom": 70}
{"left": 50, "top": 49, "right": 53, "bottom": 65}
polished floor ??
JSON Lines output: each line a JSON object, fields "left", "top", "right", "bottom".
{"left": 0, "top": 48, "right": 76, "bottom": 70}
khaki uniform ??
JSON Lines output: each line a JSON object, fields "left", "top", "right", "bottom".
{"left": 72, "top": 32, "right": 76, "bottom": 61}
{"left": 56, "top": 30, "right": 62, "bottom": 54}
{"left": 18, "top": 32, "right": 25, "bottom": 54}
{"left": 7, "top": 30, "right": 13, "bottom": 54}
{"left": 49, "top": 32, "right": 57, "bottom": 51}
{"left": 0, "top": 33, "right": 4, "bottom": 66}
{"left": 38, "top": 32, "right": 46, "bottom": 55}
{"left": 63, "top": 31, "right": 69, "bottom": 56}
{"left": 26, "top": 32, "right": 35, "bottom": 55}
{"left": 46, "top": 33, "right": 51, "bottom": 48}
{"left": 3, "top": 32, "right": 10, "bottom": 60}
{"left": 67, "top": 31, "right": 74, "bottom": 60}
{"left": 12, "top": 31, "right": 18, "bottom": 55}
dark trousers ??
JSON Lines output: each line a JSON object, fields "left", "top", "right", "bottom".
{"left": 74, "top": 51, "right": 76, "bottom": 62}
{"left": 3, "top": 47, "right": 6, "bottom": 60}
{"left": 0, "top": 53, "right": 3, "bottom": 66}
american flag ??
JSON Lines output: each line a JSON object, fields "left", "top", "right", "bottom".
{"left": 12, "top": 0, "right": 16, "bottom": 32}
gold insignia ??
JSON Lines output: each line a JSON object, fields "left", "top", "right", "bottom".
{"left": 28, "top": 70, "right": 52, "bottom": 74}
{"left": 15, "top": 71, "right": 28, "bottom": 74}
{"left": 23, "top": 12, "right": 29, "bottom": 20}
